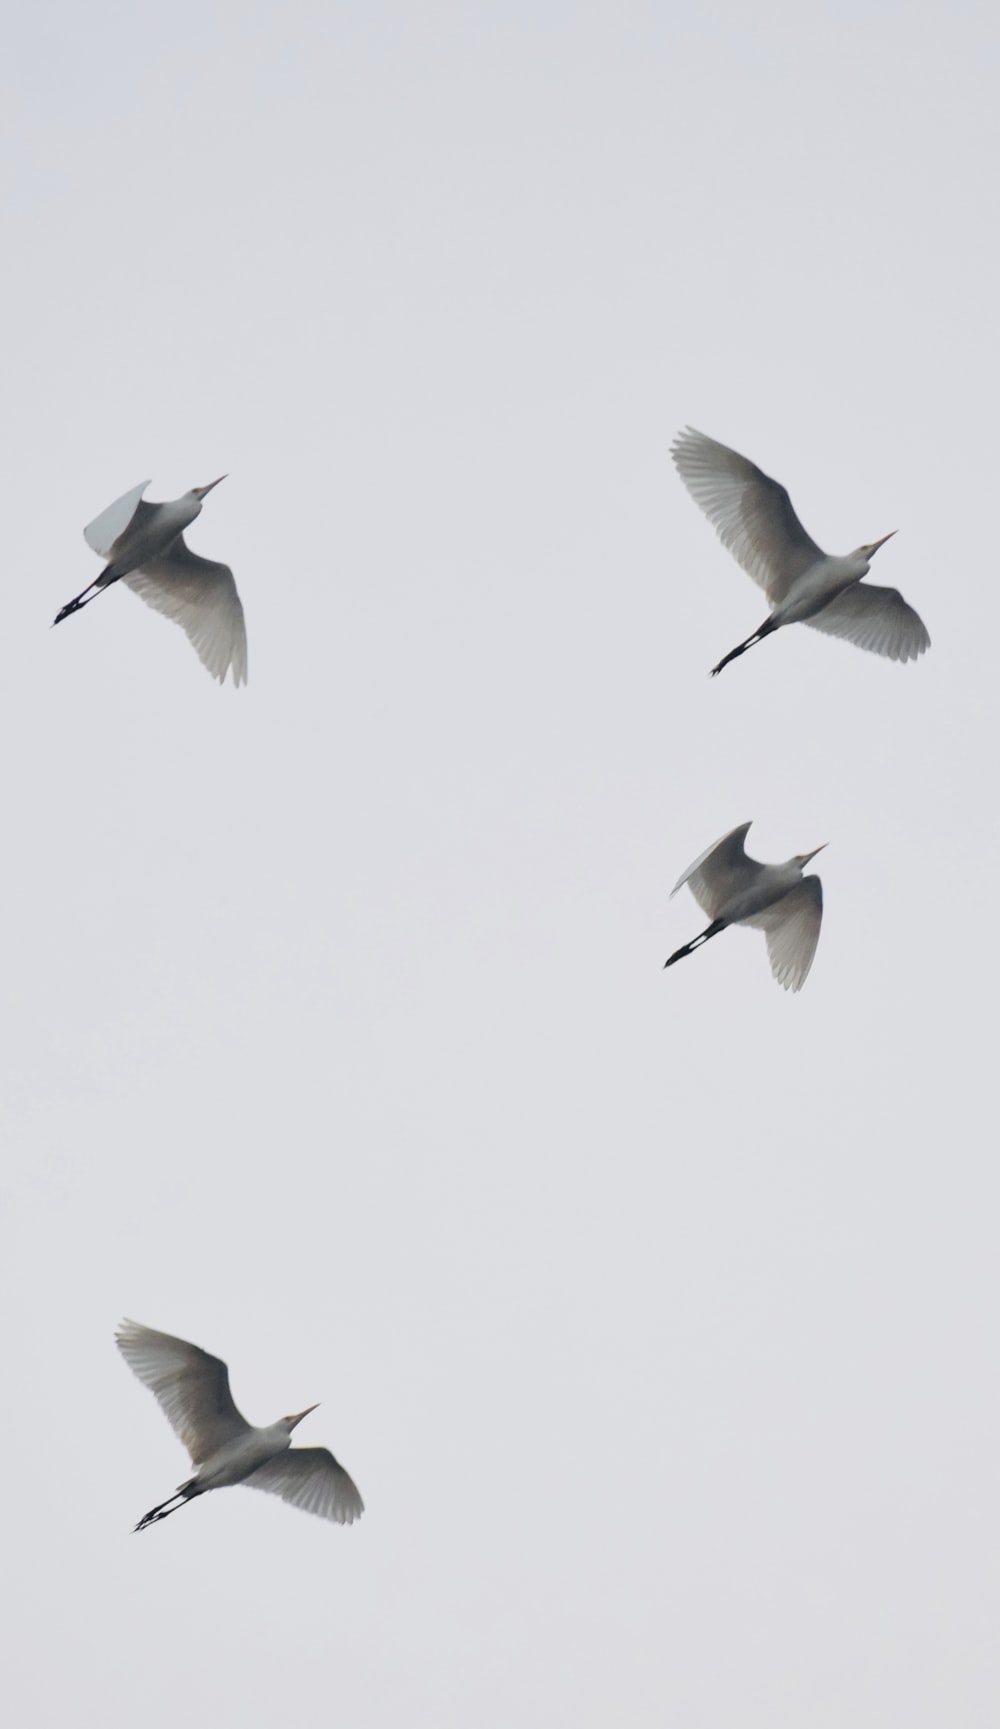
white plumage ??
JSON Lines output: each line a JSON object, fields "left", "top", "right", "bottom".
{"left": 672, "top": 428, "right": 929, "bottom": 675}
{"left": 55, "top": 477, "right": 247, "bottom": 686}
{"left": 116, "top": 1319, "right": 363, "bottom": 1531}
{"left": 666, "top": 822, "right": 825, "bottom": 992}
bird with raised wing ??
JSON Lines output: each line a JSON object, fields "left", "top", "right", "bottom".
{"left": 665, "top": 822, "right": 825, "bottom": 991}
{"left": 54, "top": 478, "right": 247, "bottom": 685}
{"left": 116, "top": 1319, "right": 363, "bottom": 1531}
{"left": 671, "top": 428, "right": 929, "bottom": 676}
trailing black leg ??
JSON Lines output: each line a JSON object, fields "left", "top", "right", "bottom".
{"left": 134, "top": 1483, "right": 200, "bottom": 1533}
{"left": 53, "top": 571, "right": 121, "bottom": 627}
{"left": 710, "top": 616, "right": 778, "bottom": 677}
{"left": 664, "top": 918, "right": 726, "bottom": 969}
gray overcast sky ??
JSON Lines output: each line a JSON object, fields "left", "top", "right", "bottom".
{"left": 3, "top": 1, "right": 999, "bottom": 1723}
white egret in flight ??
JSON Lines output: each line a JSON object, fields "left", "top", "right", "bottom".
{"left": 116, "top": 1319, "right": 363, "bottom": 1531}
{"left": 54, "top": 478, "right": 247, "bottom": 685}
{"left": 665, "top": 822, "right": 825, "bottom": 991}
{"left": 671, "top": 428, "right": 929, "bottom": 676}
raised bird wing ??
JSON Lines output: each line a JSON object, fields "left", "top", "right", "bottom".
{"left": 116, "top": 1319, "right": 252, "bottom": 1465}
{"left": 123, "top": 537, "right": 248, "bottom": 686}
{"left": 805, "top": 583, "right": 930, "bottom": 662}
{"left": 672, "top": 428, "right": 824, "bottom": 603}
{"left": 84, "top": 482, "right": 153, "bottom": 558}
{"left": 245, "top": 1447, "right": 365, "bottom": 1524}
{"left": 671, "top": 821, "right": 758, "bottom": 919}
{"left": 744, "top": 875, "right": 823, "bottom": 992}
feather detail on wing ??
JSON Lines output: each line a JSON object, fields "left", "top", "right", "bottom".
{"left": 245, "top": 1448, "right": 365, "bottom": 1524}
{"left": 123, "top": 538, "right": 248, "bottom": 685}
{"left": 671, "top": 821, "right": 758, "bottom": 918}
{"left": 743, "top": 876, "right": 823, "bottom": 992}
{"left": 672, "top": 429, "right": 824, "bottom": 602}
{"left": 805, "top": 583, "right": 930, "bottom": 662}
{"left": 116, "top": 1319, "right": 251, "bottom": 1465}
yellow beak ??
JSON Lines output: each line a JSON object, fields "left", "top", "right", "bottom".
{"left": 286, "top": 1403, "right": 319, "bottom": 1430}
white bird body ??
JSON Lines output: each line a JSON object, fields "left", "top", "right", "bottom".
{"left": 768, "top": 550, "right": 875, "bottom": 625}
{"left": 187, "top": 1420, "right": 297, "bottom": 1493}
{"left": 671, "top": 427, "right": 930, "bottom": 675}
{"left": 116, "top": 1319, "right": 363, "bottom": 1531}
{"left": 55, "top": 477, "right": 247, "bottom": 686}
{"left": 665, "top": 822, "right": 825, "bottom": 991}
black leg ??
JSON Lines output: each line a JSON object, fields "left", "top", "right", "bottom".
{"left": 664, "top": 918, "right": 726, "bottom": 969}
{"left": 134, "top": 1485, "right": 199, "bottom": 1533}
{"left": 53, "top": 572, "right": 120, "bottom": 627}
{"left": 710, "top": 616, "right": 778, "bottom": 677}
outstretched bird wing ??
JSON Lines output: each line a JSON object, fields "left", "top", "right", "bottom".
{"left": 116, "top": 1319, "right": 252, "bottom": 1464}
{"left": 245, "top": 1448, "right": 365, "bottom": 1524}
{"left": 671, "top": 821, "right": 756, "bottom": 919}
{"left": 123, "top": 538, "right": 248, "bottom": 686}
{"left": 805, "top": 583, "right": 930, "bottom": 662}
{"left": 83, "top": 481, "right": 153, "bottom": 559}
{"left": 744, "top": 876, "right": 823, "bottom": 992}
{"left": 672, "top": 428, "right": 824, "bottom": 603}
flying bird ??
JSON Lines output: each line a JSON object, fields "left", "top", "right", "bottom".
{"left": 116, "top": 1319, "right": 363, "bottom": 1531}
{"left": 671, "top": 428, "right": 929, "bottom": 676}
{"left": 54, "top": 478, "right": 247, "bottom": 685}
{"left": 665, "top": 822, "right": 825, "bottom": 991}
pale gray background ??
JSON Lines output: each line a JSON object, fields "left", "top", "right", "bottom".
{"left": 2, "top": 2, "right": 998, "bottom": 1724}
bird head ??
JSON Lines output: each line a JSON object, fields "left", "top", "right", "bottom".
{"left": 858, "top": 530, "right": 896, "bottom": 560}
{"left": 193, "top": 475, "right": 227, "bottom": 499}
{"left": 795, "top": 845, "right": 827, "bottom": 868}
{"left": 284, "top": 1404, "right": 320, "bottom": 1432}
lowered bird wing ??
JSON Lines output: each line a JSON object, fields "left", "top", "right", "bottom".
{"left": 245, "top": 1447, "right": 365, "bottom": 1524}
{"left": 805, "top": 583, "right": 930, "bottom": 662}
{"left": 671, "top": 821, "right": 756, "bottom": 918}
{"left": 744, "top": 875, "right": 823, "bottom": 992}
{"left": 123, "top": 538, "right": 248, "bottom": 686}
{"left": 672, "top": 428, "right": 824, "bottom": 603}
{"left": 83, "top": 481, "right": 153, "bottom": 559}
{"left": 116, "top": 1319, "right": 252, "bottom": 1465}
